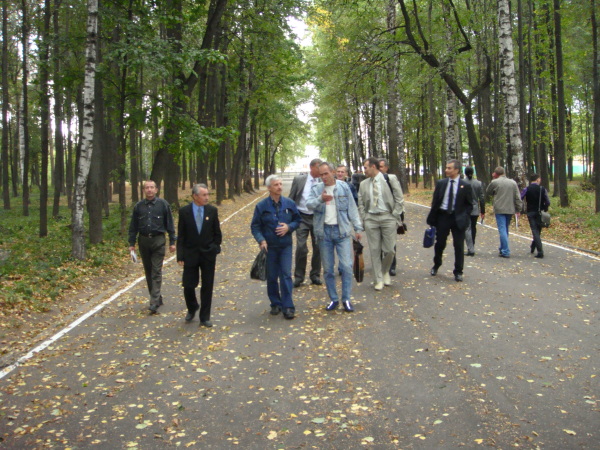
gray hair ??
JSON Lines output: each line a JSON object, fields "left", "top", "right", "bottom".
{"left": 265, "top": 174, "right": 282, "bottom": 187}
{"left": 309, "top": 158, "right": 323, "bottom": 167}
{"left": 192, "top": 183, "right": 209, "bottom": 195}
{"left": 319, "top": 161, "right": 335, "bottom": 172}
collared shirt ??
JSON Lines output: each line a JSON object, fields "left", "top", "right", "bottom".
{"left": 441, "top": 175, "right": 460, "bottom": 210}
{"left": 368, "top": 172, "right": 388, "bottom": 214}
{"left": 128, "top": 197, "right": 176, "bottom": 246}
{"left": 192, "top": 202, "right": 205, "bottom": 232}
{"left": 297, "top": 174, "right": 318, "bottom": 215}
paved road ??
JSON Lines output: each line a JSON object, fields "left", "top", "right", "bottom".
{"left": 1, "top": 191, "right": 598, "bottom": 449}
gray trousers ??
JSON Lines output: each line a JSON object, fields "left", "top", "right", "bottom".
{"left": 364, "top": 212, "right": 397, "bottom": 284}
{"left": 294, "top": 213, "right": 321, "bottom": 283}
{"left": 138, "top": 234, "right": 166, "bottom": 308}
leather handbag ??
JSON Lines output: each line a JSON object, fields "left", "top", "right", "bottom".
{"left": 423, "top": 227, "right": 436, "bottom": 248}
{"left": 397, "top": 212, "right": 407, "bottom": 235}
{"left": 538, "top": 187, "right": 551, "bottom": 227}
{"left": 353, "top": 239, "right": 364, "bottom": 282}
{"left": 250, "top": 249, "right": 267, "bottom": 281}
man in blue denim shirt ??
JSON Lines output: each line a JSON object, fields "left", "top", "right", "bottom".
{"left": 251, "top": 175, "right": 301, "bottom": 319}
{"left": 307, "top": 162, "right": 363, "bottom": 312}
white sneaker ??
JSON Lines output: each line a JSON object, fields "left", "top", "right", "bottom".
{"left": 374, "top": 282, "right": 384, "bottom": 291}
{"left": 383, "top": 273, "right": 391, "bottom": 286}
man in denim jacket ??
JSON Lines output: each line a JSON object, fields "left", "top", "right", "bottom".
{"left": 307, "top": 162, "right": 363, "bottom": 312}
{"left": 251, "top": 175, "right": 301, "bottom": 319}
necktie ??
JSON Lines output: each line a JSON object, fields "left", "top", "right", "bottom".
{"left": 196, "top": 207, "right": 203, "bottom": 234}
{"left": 448, "top": 180, "right": 455, "bottom": 213}
{"left": 372, "top": 178, "right": 379, "bottom": 207}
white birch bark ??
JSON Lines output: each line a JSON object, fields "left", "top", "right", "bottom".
{"left": 71, "top": 0, "right": 97, "bottom": 260}
{"left": 498, "top": 0, "right": 526, "bottom": 186}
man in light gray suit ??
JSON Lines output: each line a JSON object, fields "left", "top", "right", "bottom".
{"left": 358, "top": 157, "right": 404, "bottom": 290}
{"left": 288, "top": 158, "right": 323, "bottom": 287}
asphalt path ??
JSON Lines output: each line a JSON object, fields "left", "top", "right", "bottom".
{"left": 1, "top": 187, "right": 598, "bottom": 449}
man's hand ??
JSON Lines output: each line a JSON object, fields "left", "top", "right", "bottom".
{"left": 480, "top": 213, "right": 485, "bottom": 220}
{"left": 260, "top": 241, "right": 268, "bottom": 252}
{"left": 515, "top": 212, "right": 521, "bottom": 219}
{"left": 355, "top": 232, "right": 362, "bottom": 240}
{"left": 169, "top": 245, "right": 176, "bottom": 253}
{"left": 178, "top": 260, "right": 184, "bottom": 266}
{"left": 129, "top": 246, "right": 135, "bottom": 252}
{"left": 275, "top": 223, "right": 289, "bottom": 236}
{"left": 321, "top": 191, "right": 333, "bottom": 203}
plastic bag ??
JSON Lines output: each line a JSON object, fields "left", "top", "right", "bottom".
{"left": 250, "top": 249, "right": 267, "bottom": 281}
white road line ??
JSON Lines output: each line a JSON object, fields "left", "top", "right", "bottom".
{"left": 407, "top": 200, "right": 600, "bottom": 261}
{"left": 0, "top": 192, "right": 268, "bottom": 380}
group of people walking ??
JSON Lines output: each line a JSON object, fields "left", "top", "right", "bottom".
{"left": 251, "top": 157, "right": 405, "bottom": 319}
{"left": 128, "top": 159, "right": 549, "bottom": 325}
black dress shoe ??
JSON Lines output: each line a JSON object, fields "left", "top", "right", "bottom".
{"left": 293, "top": 280, "right": 303, "bottom": 288}
{"left": 430, "top": 266, "right": 438, "bottom": 276}
{"left": 270, "top": 305, "right": 282, "bottom": 315}
{"left": 454, "top": 273, "right": 463, "bottom": 282}
{"left": 311, "top": 278, "right": 323, "bottom": 286}
{"left": 200, "top": 320, "right": 213, "bottom": 327}
{"left": 530, "top": 243, "right": 535, "bottom": 254}
{"left": 389, "top": 268, "right": 396, "bottom": 276}
{"left": 535, "top": 253, "right": 544, "bottom": 259}
{"left": 283, "top": 308, "right": 295, "bottom": 319}
{"left": 499, "top": 254, "right": 510, "bottom": 258}
{"left": 148, "top": 306, "right": 158, "bottom": 315}
{"left": 465, "top": 251, "right": 475, "bottom": 256}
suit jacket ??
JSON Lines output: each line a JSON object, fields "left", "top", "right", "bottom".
{"left": 177, "top": 203, "right": 222, "bottom": 266}
{"left": 358, "top": 173, "right": 404, "bottom": 224}
{"left": 427, "top": 178, "right": 474, "bottom": 231}
{"left": 288, "top": 173, "right": 308, "bottom": 204}
{"left": 465, "top": 178, "right": 485, "bottom": 216}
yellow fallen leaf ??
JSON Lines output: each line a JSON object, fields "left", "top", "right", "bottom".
{"left": 267, "top": 430, "right": 277, "bottom": 440}
{"left": 563, "top": 429, "right": 576, "bottom": 435}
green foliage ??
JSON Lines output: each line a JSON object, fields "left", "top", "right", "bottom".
{"left": 0, "top": 193, "right": 126, "bottom": 312}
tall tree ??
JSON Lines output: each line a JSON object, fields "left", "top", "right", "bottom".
{"left": 39, "top": 0, "right": 52, "bottom": 237}
{"left": 553, "top": 0, "right": 569, "bottom": 206}
{"left": 1, "top": 0, "right": 10, "bottom": 209}
{"left": 592, "top": 0, "right": 600, "bottom": 212}
{"left": 72, "top": 0, "right": 98, "bottom": 260}
{"left": 20, "top": 0, "right": 30, "bottom": 216}
{"left": 498, "top": 0, "right": 526, "bottom": 187}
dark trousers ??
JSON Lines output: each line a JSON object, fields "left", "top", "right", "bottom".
{"left": 294, "top": 213, "right": 321, "bottom": 283}
{"left": 182, "top": 257, "right": 216, "bottom": 322}
{"left": 138, "top": 234, "right": 166, "bottom": 307}
{"left": 433, "top": 212, "right": 466, "bottom": 275}
{"left": 469, "top": 215, "right": 478, "bottom": 244}
{"left": 527, "top": 212, "right": 544, "bottom": 255}
{"left": 266, "top": 245, "right": 294, "bottom": 310}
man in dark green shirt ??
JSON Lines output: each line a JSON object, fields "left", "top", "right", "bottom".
{"left": 128, "top": 180, "right": 176, "bottom": 314}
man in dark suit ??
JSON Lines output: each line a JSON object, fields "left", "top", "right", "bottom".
{"left": 426, "top": 160, "right": 473, "bottom": 282}
{"left": 177, "top": 183, "right": 222, "bottom": 327}
{"left": 288, "top": 158, "right": 323, "bottom": 287}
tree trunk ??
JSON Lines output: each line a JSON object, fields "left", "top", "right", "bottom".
{"left": 1, "top": 0, "right": 10, "bottom": 209}
{"left": 21, "top": 0, "right": 30, "bottom": 216}
{"left": 52, "top": 0, "right": 65, "bottom": 218}
{"left": 445, "top": 87, "right": 459, "bottom": 161}
{"left": 498, "top": 0, "right": 526, "bottom": 187}
{"left": 72, "top": 0, "right": 97, "bottom": 260}
{"left": 39, "top": 0, "right": 51, "bottom": 237}
{"left": 553, "top": 0, "right": 569, "bottom": 206}
{"left": 592, "top": 0, "right": 600, "bottom": 212}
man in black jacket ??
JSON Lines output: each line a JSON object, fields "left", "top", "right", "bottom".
{"left": 177, "top": 184, "right": 222, "bottom": 327}
{"left": 426, "top": 160, "right": 474, "bottom": 282}
{"left": 520, "top": 174, "right": 550, "bottom": 259}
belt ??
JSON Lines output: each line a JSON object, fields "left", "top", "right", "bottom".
{"left": 140, "top": 232, "right": 164, "bottom": 238}
{"left": 440, "top": 209, "right": 455, "bottom": 215}
{"left": 299, "top": 211, "right": 313, "bottom": 216}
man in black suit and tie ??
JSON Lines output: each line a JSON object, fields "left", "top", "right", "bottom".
{"left": 426, "top": 160, "right": 473, "bottom": 282}
{"left": 177, "top": 184, "right": 222, "bottom": 327}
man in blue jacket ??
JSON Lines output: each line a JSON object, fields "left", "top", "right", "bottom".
{"left": 307, "top": 162, "right": 363, "bottom": 312}
{"left": 251, "top": 175, "right": 301, "bottom": 319}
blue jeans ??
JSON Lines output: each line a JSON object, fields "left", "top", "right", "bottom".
{"left": 266, "top": 245, "right": 294, "bottom": 310}
{"left": 319, "top": 225, "right": 353, "bottom": 302}
{"left": 495, "top": 214, "right": 512, "bottom": 256}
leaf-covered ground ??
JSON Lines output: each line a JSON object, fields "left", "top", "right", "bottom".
{"left": 0, "top": 185, "right": 598, "bottom": 448}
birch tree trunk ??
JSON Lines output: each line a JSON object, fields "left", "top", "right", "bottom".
{"left": 71, "top": 0, "right": 97, "bottom": 260}
{"left": 498, "top": 0, "right": 526, "bottom": 187}
{"left": 445, "top": 87, "right": 459, "bottom": 161}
